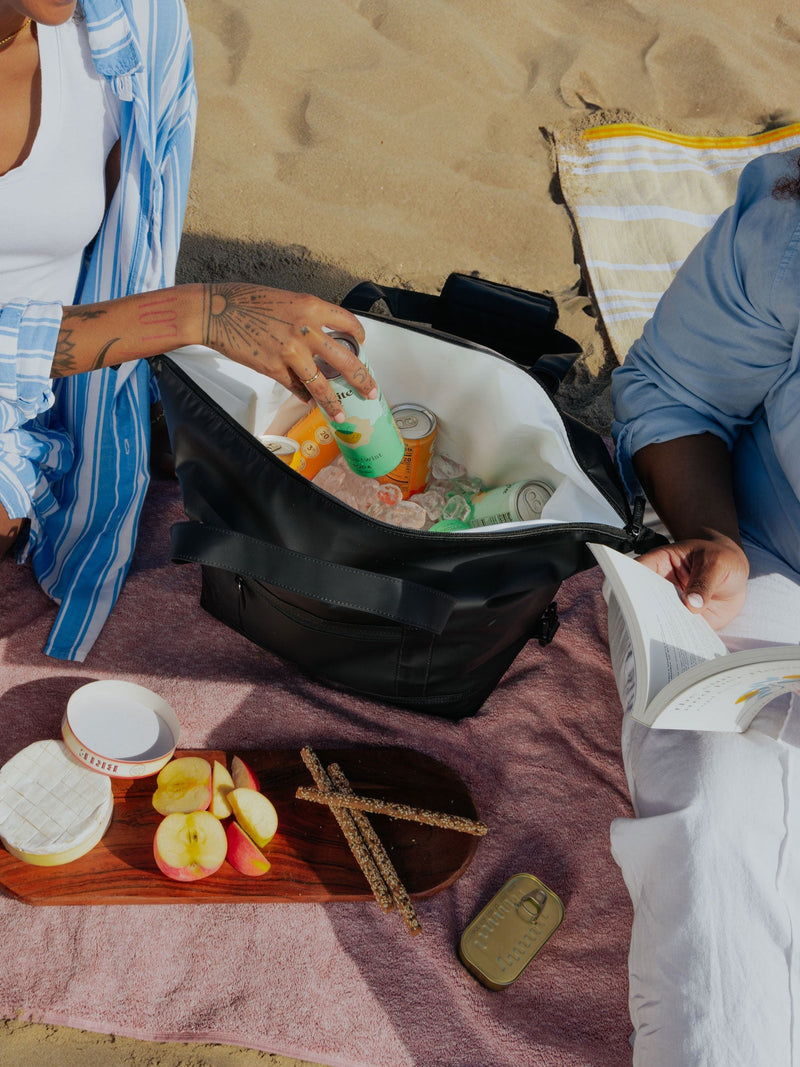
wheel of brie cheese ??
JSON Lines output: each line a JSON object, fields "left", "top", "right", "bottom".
{"left": 0, "top": 740, "right": 114, "bottom": 866}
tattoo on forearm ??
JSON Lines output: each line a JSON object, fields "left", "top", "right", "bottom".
{"left": 53, "top": 307, "right": 121, "bottom": 377}
{"left": 201, "top": 283, "right": 287, "bottom": 357}
{"left": 137, "top": 292, "right": 179, "bottom": 342}
{"left": 89, "top": 338, "right": 120, "bottom": 370}
{"left": 53, "top": 329, "right": 121, "bottom": 375}
{"left": 53, "top": 329, "right": 78, "bottom": 376}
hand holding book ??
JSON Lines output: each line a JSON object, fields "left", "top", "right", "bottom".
{"left": 634, "top": 532, "right": 749, "bottom": 631}
{"left": 589, "top": 543, "right": 800, "bottom": 732}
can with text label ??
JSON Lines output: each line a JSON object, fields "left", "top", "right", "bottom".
{"left": 470, "top": 479, "right": 553, "bottom": 527}
{"left": 285, "top": 405, "right": 340, "bottom": 479}
{"left": 378, "top": 403, "right": 438, "bottom": 498}
{"left": 315, "top": 333, "right": 404, "bottom": 479}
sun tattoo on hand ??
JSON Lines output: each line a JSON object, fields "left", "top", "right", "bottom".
{"left": 201, "top": 283, "right": 291, "bottom": 359}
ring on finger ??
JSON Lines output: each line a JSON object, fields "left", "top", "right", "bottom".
{"left": 299, "top": 369, "right": 321, "bottom": 385}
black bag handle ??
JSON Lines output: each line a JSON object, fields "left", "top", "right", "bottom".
{"left": 170, "top": 521, "right": 456, "bottom": 635}
{"left": 342, "top": 273, "right": 581, "bottom": 368}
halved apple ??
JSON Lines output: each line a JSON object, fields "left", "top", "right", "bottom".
{"left": 228, "top": 787, "right": 279, "bottom": 849}
{"left": 210, "top": 760, "right": 235, "bottom": 819}
{"left": 153, "top": 811, "right": 227, "bottom": 881}
{"left": 230, "top": 755, "right": 260, "bottom": 791}
{"left": 226, "top": 820, "right": 272, "bottom": 877}
{"left": 152, "top": 756, "right": 213, "bottom": 815}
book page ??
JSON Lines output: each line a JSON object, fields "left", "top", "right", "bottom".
{"left": 648, "top": 647, "right": 800, "bottom": 731}
{"left": 605, "top": 592, "right": 639, "bottom": 716}
{"left": 589, "top": 543, "right": 727, "bottom": 720}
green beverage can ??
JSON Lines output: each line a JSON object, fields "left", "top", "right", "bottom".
{"left": 470, "top": 479, "right": 553, "bottom": 527}
{"left": 315, "top": 333, "right": 405, "bottom": 478}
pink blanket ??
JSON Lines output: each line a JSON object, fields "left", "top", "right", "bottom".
{"left": 0, "top": 478, "right": 633, "bottom": 1067}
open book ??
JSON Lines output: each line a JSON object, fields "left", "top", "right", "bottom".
{"left": 589, "top": 543, "right": 800, "bottom": 732}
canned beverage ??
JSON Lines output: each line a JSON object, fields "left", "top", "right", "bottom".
{"left": 458, "top": 873, "right": 564, "bottom": 990}
{"left": 285, "top": 405, "right": 340, "bottom": 479}
{"left": 315, "top": 333, "right": 404, "bottom": 479}
{"left": 470, "top": 479, "right": 553, "bottom": 528}
{"left": 378, "top": 403, "right": 438, "bottom": 498}
{"left": 258, "top": 434, "right": 302, "bottom": 469}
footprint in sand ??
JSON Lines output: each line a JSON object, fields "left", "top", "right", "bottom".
{"left": 203, "top": 1, "right": 250, "bottom": 86}
{"left": 358, "top": 0, "right": 389, "bottom": 32}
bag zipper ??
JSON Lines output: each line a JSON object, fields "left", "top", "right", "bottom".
{"left": 158, "top": 355, "right": 638, "bottom": 547}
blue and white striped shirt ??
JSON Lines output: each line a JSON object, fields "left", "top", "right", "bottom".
{"left": 0, "top": 0, "right": 196, "bottom": 660}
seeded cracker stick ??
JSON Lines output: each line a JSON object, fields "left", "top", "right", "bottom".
{"left": 327, "top": 762, "right": 422, "bottom": 936}
{"left": 294, "top": 786, "right": 488, "bottom": 837}
{"left": 300, "top": 747, "right": 393, "bottom": 913}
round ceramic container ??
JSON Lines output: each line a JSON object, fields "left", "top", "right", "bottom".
{"left": 62, "top": 680, "right": 181, "bottom": 778}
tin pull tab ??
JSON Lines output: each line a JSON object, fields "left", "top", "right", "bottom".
{"left": 518, "top": 889, "right": 548, "bottom": 922}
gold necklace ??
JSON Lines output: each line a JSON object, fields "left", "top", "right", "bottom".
{"left": 0, "top": 16, "right": 32, "bottom": 49}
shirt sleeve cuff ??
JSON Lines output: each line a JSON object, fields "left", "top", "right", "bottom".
{"left": 0, "top": 300, "right": 62, "bottom": 431}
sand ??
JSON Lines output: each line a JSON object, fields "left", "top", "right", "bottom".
{"left": 4, "top": 0, "right": 799, "bottom": 1063}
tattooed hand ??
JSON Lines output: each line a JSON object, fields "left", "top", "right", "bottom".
{"left": 52, "top": 283, "right": 373, "bottom": 424}
{"left": 200, "top": 283, "right": 373, "bottom": 421}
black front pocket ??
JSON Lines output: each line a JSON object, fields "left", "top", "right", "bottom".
{"left": 201, "top": 567, "right": 408, "bottom": 694}
{"left": 198, "top": 567, "right": 498, "bottom": 717}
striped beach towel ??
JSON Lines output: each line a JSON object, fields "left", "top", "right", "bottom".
{"left": 552, "top": 122, "right": 800, "bottom": 360}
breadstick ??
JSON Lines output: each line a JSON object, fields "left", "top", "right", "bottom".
{"left": 294, "top": 786, "right": 488, "bottom": 837}
{"left": 299, "top": 747, "right": 393, "bottom": 913}
{"left": 327, "top": 762, "right": 422, "bottom": 936}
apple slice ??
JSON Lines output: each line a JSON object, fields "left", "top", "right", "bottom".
{"left": 210, "top": 760, "right": 235, "bottom": 819}
{"left": 228, "top": 787, "right": 279, "bottom": 849}
{"left": 153, "top": 811, "right": 227, "bottom": 881}
{"left": 152, "top": 756, "right": 213, "bottom": 815}
{"left": 230, "top": 755, "right": 260, "bottom": 791}
{"left": 226, "top": 820, "right": 272, "bottom": 877}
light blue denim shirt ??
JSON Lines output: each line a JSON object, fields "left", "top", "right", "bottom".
{"left": 612, "top": 149, "right": 800, "bottom": 573}
{"left": 0, "top": 0, "right": 196, "bottom": 660}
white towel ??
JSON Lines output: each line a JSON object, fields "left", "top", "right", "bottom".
{"left": 552, "top": 121, "right": 800, "bottom": 359}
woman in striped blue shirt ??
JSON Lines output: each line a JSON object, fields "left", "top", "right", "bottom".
{"left": 0, "top": 0, "right": 371, "bottom": 661}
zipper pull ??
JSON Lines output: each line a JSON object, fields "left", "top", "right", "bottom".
{"left": 534, "top": 602, "right": 559, "bottom": 646}
{"left": 626, "top": 495, "right": 646, "bottom": 543}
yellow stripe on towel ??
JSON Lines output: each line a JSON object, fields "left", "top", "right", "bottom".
{"left": 552, "top": 122, "right": 800, "bottom": 359}
{"left": 582, "top": 122, "right": 800, "bottom": 150}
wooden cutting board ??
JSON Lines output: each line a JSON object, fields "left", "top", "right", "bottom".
{"left": 0, "top": 747, "right": 482, "bottom": 905}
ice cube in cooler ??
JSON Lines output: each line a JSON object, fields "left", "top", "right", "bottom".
{"left": 429, "top": 454, "right": 466, "bottom": 482}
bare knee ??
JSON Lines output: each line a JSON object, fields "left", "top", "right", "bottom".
{"left": 0, "top": 503, "right": 25, "bottom": 559}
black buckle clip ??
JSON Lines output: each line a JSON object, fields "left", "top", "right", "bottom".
{"left": 535, "top": 602, "right": 560, "bottom": 646}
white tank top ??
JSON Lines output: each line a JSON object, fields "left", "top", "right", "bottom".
{"left": 0, "top": 17, "right": 121, "bottom": 305}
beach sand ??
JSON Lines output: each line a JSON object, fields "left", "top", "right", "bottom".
{"left": 4, "top": 1, "right": 798, "bottom": 1063}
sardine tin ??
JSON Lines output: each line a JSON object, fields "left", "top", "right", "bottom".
{"left": 458, "top": 873, "right": 564, "bottom": 989}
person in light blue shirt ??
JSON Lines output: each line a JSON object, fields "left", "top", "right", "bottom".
{"left": 612, "top": 148, "right": 800, "bottom": 630}
{"left": 609, "top": 150, "right": 800, "bottom": 1066}
{"left": 0, "top": 0, "right": 373, "bottom": 662}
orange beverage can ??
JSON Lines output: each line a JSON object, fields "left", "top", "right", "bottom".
{"left": 286, "top": 405, "right": 340, "bottom": 479}
{"left": 258, "top": 434, "right": 302, "bottom": 470}
{"left": 379, "top": 404, "right": 438, "bottom": 498}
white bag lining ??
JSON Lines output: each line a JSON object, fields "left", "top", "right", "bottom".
{"left": 168, "top": 315, "right": 622, "bottom": 531}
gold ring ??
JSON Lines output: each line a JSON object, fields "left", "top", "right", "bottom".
{"left": 299, "top": 369, "right": 321, "bottom": 385}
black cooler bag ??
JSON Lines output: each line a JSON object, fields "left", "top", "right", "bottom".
{"left": 155, "top": 276, "right": 655, "bottom": 719}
